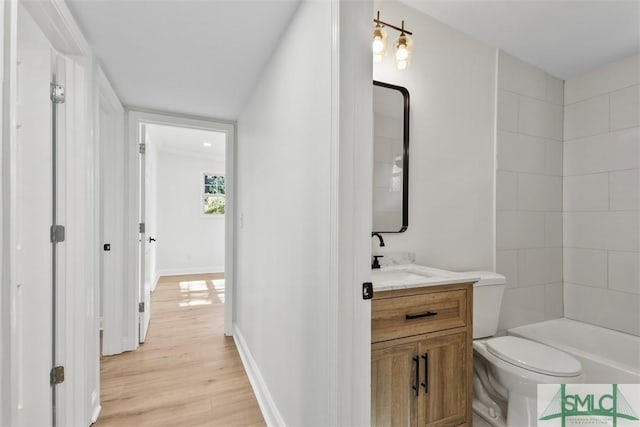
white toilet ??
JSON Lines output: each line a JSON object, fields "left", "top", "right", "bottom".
{"left": 470, "top": 272, "right": 585, "bottom": 427}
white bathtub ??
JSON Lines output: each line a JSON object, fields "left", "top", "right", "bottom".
{"left": 508, "top": 318, "right": 640, "bottom": 384}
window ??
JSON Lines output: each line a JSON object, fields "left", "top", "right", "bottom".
{"left": 203, "top": 174, "right": 225, "bottom": 215}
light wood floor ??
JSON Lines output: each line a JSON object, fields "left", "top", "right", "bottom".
{"left": 95, "top": 273, "right": 265, "bottom": 427}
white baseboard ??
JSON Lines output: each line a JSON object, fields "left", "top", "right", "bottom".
{"left": 156, "top": 266, "right": 225, "bottom": 277}
{"left": 233, "top": 324, "right": 285, "bottom": 427}
{"left": 151, "top": 273, "right": 160, "bottom": 292}
{"left": 91, "top": 404, "right": 101, "bottom": 424}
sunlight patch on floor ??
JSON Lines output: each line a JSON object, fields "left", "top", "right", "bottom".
{"left": 211, "top": 279, "right": 225, "bottom": 291}
{"left": 179, "top": 280, "right": 208, "bottom": 292}
{"left": 210, "top": 279, "right": 225, "bottom": 303}
{"left": 178, "top": 280, "right": 213, "bottom": 306}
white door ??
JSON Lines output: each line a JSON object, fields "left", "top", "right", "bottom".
{"left": 14, "top": 5, "right": 57, "bottom": 425}
{"left": 138, "top": 124, "right": 151, "bottom": 343}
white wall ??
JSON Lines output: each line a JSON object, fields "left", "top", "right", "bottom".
{"left": 236, "top": 1, "right": 337, "bottom": 424}
{"left": 372, "top": 0, "right": 497, "bottom": 272}
{"left": 156, "top": 150, "right": 225, "bottom": 275}
{"left": 495, "top": 51, "right": 565, "bottom": 331}
{"left": 562, "top": 54, "right": 640, "bottom": 336}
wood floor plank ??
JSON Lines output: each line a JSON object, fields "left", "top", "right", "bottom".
{"left": 95, "top": 273, "right": 265, "bottom": 427}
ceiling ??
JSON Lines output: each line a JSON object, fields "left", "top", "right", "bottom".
{"left": 65, "top": 0, "right": 639, "bottom": 122}
{"left": 65, "top": 0, "right": 300, "bottom": 121}
{"left": 400, "top": 0, "right": 640, "bottom": 79}
{"left": 147, "top": 123, "right": 226, "bottom": 161}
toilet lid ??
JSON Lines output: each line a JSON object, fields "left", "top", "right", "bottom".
{"left": 486, "top": 336, "right": 582, "bottom": 377}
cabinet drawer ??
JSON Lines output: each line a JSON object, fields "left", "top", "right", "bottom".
{"left": 372, "top": 289, "right": 467, "bottom": 343}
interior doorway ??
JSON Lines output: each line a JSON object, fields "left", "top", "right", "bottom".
{"left": 128, "top": 111, "right": 235, "bottom": 343}
{"left": 138, "top": 122, "right": 229, "bottom": 342}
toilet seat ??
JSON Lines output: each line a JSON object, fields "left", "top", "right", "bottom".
{"left": 486, "top": 336, "right": 582, "bottom": 377}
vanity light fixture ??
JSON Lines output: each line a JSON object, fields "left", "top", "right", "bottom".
{"left": 203, "top": 142, "right": 212, "bottom": 147}
{"left": 373, "top": 11, "right": 413, "bottom": 70}
{"left": 372, "top": 12, "right": 388, "bottom": 63}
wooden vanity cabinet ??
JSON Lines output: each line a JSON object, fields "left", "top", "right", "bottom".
{"left": 371, "top": 283, "right": 473, "bottom": 427}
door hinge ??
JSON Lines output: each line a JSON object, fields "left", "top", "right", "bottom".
{"left": 50, "top": 83, "right": 65, "bottom": 104}
{"left": 139, "top": 222, "right": 145, "bottom": 233}
{"left": 139, "top": 143, "right": 146, "bottom": 154}
{"left": 139, "top": 302, "right": 145, "bottom": 313}
{"left": 50, "top": 225, "right": 65, "bottom": 243}
{"left": 50, "top": 366, "right": 65, "bottom": 385}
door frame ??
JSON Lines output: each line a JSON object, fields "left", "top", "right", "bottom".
{"left": 95, "top": 66, "right": 127, "bottom": 356}
{"left": 126, "top": 109, "right": 236, "bottom": 341}
{"left": 2, "top": 0, "right": 98, "bottom": 425}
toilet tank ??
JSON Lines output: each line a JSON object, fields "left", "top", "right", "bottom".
{"left": 467, "top": 271, "right": 506, "bottom": 339}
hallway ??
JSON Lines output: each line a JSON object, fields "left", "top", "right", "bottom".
{"left": 96, "top": 274, "right": 265, "bottom": 426}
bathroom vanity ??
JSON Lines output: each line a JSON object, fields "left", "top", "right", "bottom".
{"left": 371, "top": 266, "right": 476, "bottom": 427}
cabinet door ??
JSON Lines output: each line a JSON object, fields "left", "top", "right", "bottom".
{"left": 418, "top": 332, "right": 468, "bottom": 426}
{"left": 372, "top": 341, "right": 420, "bottom": 427}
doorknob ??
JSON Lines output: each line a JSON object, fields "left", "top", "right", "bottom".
{"left": 148, "top": 237, "right": 156, "bottom": 243}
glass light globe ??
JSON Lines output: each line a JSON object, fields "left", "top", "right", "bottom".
{"left": 372, "top": 27, "right": 388, "bottom": 58}
{"left": 394, "top": 34, "right": 412, "bottom": 70}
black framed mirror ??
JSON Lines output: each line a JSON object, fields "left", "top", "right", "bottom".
{"left": 372, "top": 80, "right": 409, "bottom": 233}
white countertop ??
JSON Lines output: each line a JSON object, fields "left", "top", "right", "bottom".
{"left": 371, "top": 264, "right": 480, "bottom": 292}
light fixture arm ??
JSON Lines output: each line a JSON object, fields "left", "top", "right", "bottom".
{"left": 373, "top": 11, "right": 413, "bottom": 36}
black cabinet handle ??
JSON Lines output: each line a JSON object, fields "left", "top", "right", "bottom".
{"left": 421, "top": 353, "right": 429, "bottom": 393}
{"left": 405, "top": 311, "right": 438, "bottom": 320}
{"left": 412, "top": 355, "right": 420, "bottom": 396}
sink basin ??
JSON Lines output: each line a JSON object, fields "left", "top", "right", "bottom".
{"left": 371, "top": 269, "right": 435, "bottom": 286}
{"left": 371, "top": 264, "right": 484, "bottom": 291}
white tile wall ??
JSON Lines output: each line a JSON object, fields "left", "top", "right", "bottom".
{"left": 610, "top": 169, "right": 640, "bottom": 211}
{"left": 563, "top": 54, "right": 640, "bottom": 336}
{"left": 545, "top": 140, "right": 563, "bottom": 176}
{"left": 519, "top": 96, "right": 563, "bottom": 140}
{"left": 498, "top": 90, "right": 519, "bottom": 132}
{"left": 564, "top": 94, "right": 609, "bottom": 140}
{"left": 496, "top": 211, "right": 519, "bottom": 250}
{"left": 546, "top": 75, "right": 564, "bottom": 105}
{"left": 496, "top": 51, "right": 564, "bottom": 331}
{"left": 498, "top": 286, "right": 546, "bottom": 331}
{"left": 564, "top": 54, "right": 640, "bottom": 105}
{"left": 563, "top": 173, "right": 609, "bottom": 212}
{"left": 611, "top": 127, "right": 640, "bottom": 170}
{"left": 564, "top": 127, "right": 640, "bottom": 176}
{"left": 608, "top": 251, "right": 640, "bottom": 294}
{"left": 498, "top": 52, "right": 547, "bottom": 100}
{"left": 518, "top": 248, "right": 563, "bottom": 286}
{"left": 606, "top": 212, "right": 639, "bottom": 252}
{"left": 564, "top": 212, "right": 609, "bottom": 249}
{"left": 496, "top": 171, "right": 518, "bottom": 211}
{"left": 545, "top": 213, "right": 563, "bottom": 247}
{"left": 497, "top": 52, "right": 640, "bottom": 336}
{"left": 497, "top": 211, "right": 547, "bottom": 250}
{"left": 518, "top": 174, "right": 562, "bottom": 211}
{"left": 610, "top": 85, "right": 640, "bottom": 130}
{"left": 563, "top": 248, "right": 608, "bottom": 288}
{"left": 518, "top": 211, "right": 547, "bottom": 248}
{"left": 496, "top": 250, "right": 518, "bottom": 288}
{"left": 498, "top": 132, "right": 546, "bottom": 174}
{"left": 544, "top": 283, "right": 564, "bottom": 319}
{"left": 564, "top": 133, "right": 612, "bottom": 176}
{"left": 564, "top": 283, "right": 640, "bottom": 336}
